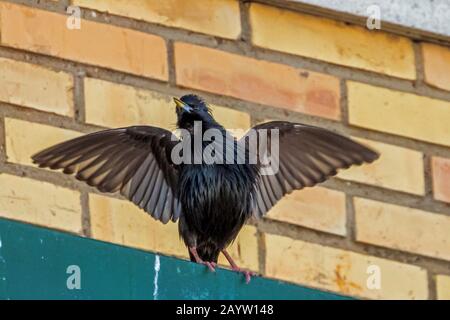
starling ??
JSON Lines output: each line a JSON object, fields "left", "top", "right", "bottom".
{"left": 32, "top": 94, "right": 379, "bottom": 283}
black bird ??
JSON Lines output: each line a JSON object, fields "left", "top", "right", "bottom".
{"left": 32, "top": 94, "right": 379, "bottom": 283}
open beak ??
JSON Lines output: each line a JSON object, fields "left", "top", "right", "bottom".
{"left": 173, "top": 97, "right": 192, "bottom": 113}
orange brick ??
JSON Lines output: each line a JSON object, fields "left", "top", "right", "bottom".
{"left": 72, "top": 0, "right": 241, "bottom": 39}
{"left": 267, "top": 187, "right": 346, "bottom": 236}
{"left": 355, "top": 198, "right": 450, "bottom": 261}
{"left": 432, "top": 157, "right": 450, "bottom": 203}
{"left": 0, "top": 3, "right": 167, "bottom": 80}
{"left": 250, "top": 3, "right": 415, "bottom": 79}
{"left": 265, "top": 234, "right": 428, "bottom": 299}
{"left": 175, "top": 42, "right": 341, "bottom": 120}
{"left": 422, "top": 43, "right": 450, "bottom": 91}
{"left": 0, "top": 57, "right": 74, "bottom": 116}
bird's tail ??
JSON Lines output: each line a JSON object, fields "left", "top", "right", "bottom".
{"left": 189, "top": 244, "right": 221, "bottom": 263}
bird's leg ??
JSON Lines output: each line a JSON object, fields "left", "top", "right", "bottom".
{"left": 222, "top": 249, "right": 255, "bottom": 284}
{"left": 189, "top": 247, "right": 216, "bottom": 272}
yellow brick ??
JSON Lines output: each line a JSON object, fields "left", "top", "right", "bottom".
{"left": 267, "top": 187, "right": 346, "bottom": 236}
{"left": 265, "top": 234, "right": 428, "bottom": 299}
{"left": 250, "top": 4, "right": 415, "bottom": 79}
{"left": 72, "top": 0, "right": 241, "bottom": 39}
{"left": 89, "top": 194, "right": 187, "bottom": 258}
{"left": 422, "top": 43, "right": 450, "bottom": 92}
{"left": 84, "top": 78, "right": 177, "bottom": 130}
{"left": 90, "top": 194, "right": 258, "bottom": 269}
{"left": 208, "top": 105, "right": 251, "bottom": 137}
{"left": 0, "top": 57, "right": 74, "bottom": 116}
{"left": 5, "top": 118, "right": 81, "bottom": 166}
{"left": 0, "top": 174, "right": 82, "bottom": 233}
{"left": 354, "top": 198, "right": 450, "bottom": 261}
{"left": 218, "top": 225, "right": 259, "bottom": 272}
{"left": 436, "top": 275, "right": 450, "bottom": 300}
{"left": 348, "top": 82, "right": 450, "bottom": 147}
{"left": 84, "top": 78, "right": 251, "bottom": 132}
{"left": 0, "top": 3, "right": 167, "bottom": 80}
{"left": 338, "top": 138, "right": 424, "bottom": 195}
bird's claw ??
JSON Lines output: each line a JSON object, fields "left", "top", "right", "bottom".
{"left": 200, "top": 261, "right": 216, "bottom": 272}
{"left": 232, "top": 267, "right": 256, "bottom": 284}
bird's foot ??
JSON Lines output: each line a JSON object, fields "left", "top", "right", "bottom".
{"left": 189, "top": 247, "right": 217, "bottom": 272}
{"left": 221, "top": 249, "right": 255, "bottom": 284}
{"left": 200, "top": 261, "right": 217, "bottom": 272}
{"left": 231, "top": 267, "right": 256, "bottom": 284}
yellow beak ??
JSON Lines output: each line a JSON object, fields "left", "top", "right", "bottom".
{"left": 173, "top": 97, "right": 192, "bottom": 113}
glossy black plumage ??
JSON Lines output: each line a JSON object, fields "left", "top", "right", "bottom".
{"left": 32, "top": 94, "right": 379, "bottom": 274}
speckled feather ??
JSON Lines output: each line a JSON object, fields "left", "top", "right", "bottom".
{"left": 31, "top": 94, "right": 379, "bottom": 263}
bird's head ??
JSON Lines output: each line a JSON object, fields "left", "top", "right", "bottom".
{"left": 174, "top": 94, "right": 217, "bottom": 130}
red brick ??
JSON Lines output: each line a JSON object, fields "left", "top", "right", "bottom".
{"left": 422, "top": 43, "right": 450, "bottom": 92}
{"left": 174, "top": 42, "right": 341, "bottom": 120}
{"left": 432, "top": 157, "right": 450, "bottom": 203}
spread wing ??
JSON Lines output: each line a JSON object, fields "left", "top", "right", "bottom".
{"left": 241, "top": 121, "right": 379, "bottom": 218}
{"left": 32, "top": 126, "right": 182, "bottom": 223}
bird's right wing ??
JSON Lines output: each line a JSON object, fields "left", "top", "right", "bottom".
{"left": 240, "top": 121, "right": 379, "bottom": 218}
{"left": 32, "top": 126, "right": 183, "bottom": 224}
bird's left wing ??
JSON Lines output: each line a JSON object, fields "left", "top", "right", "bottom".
{"left": 32, "top": 126, "right": 182, "bottom": 223}
{"left": 240, "top": 121, "right": 379, "bottom": 218}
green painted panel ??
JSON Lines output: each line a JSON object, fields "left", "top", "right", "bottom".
{"left": 0, "top": 218, "right": 351, "bottom": 300}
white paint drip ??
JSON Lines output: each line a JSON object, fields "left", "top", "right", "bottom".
{"left": 0, "top": 235, "right": 5, "bottom": 263}
{"left": 153, "top": 255, "right": 160, "bottom": 300}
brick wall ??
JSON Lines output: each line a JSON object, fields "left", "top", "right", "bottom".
{"left": 0, "top": 0, "right": 449, "bottom": 300}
